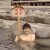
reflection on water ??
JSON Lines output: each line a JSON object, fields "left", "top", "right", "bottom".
{"left": 0, "top": 39, "right": 36, "bottom": 50}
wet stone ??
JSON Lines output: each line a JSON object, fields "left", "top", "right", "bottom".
{"left": 11, "top": 48, "right": 17, "bottom": 50}
{"left": 36, "top": 39, "right": 50, "bottom": 47}
{"left": 0, "top": 19, "right": 26, "bottom": 42}
{"left": 0, "top": 46, "right": 8, "bottom": 50}
{"left": 0, "top": 40, "right": 18, "bottom": 50}
{"left": 0, "top": 19, "right": 17, "bottom": 42}
{"left": 0, "top": 19, "right": 4, "bottom": 27}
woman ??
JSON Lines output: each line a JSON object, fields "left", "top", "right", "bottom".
{"left": 15, "top": 23, "right": 36, "bottom": 50}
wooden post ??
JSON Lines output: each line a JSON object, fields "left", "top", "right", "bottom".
{"left": 17, "top": 16, "right": 21, "bottom": 34}
{"left": 11, "top": 5, "right": 25, "bottom": 35}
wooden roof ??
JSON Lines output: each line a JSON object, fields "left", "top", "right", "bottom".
{"left": 12, "top": 5, "right": 24, "bottom": 10}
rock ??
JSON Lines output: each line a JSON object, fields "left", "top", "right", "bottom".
{"left": 0, "top": 19, "right": 4, "bottom": 27}
{"left": 11, "top": 48, "right": 18, "bottom": 50}
{"left": 34, "top": 17, "right": 45, "bottom": 24}
{"left": 0, "top": 46, "right": 8, "bottom": 50}
{"left": 0, "top": 19, "right": 16, "bottom": 41}
{"left": 36, "top": 39, "right": 50, "bottom": 47}
{"left": 23, "top": 16, "right": 35, "bottom": 23}
{"left": 45, "top": 17, "right": 50, "bottom": 24}
{"left": 36, "top": 27, "right": 50, "bottom": 38}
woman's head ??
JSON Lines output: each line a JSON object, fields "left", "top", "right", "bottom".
{"left": 22, "top": 23, "right": 32, "bottom": 34}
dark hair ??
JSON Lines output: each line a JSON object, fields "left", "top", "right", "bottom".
{"left": 22, "top": 23, "right": 31, "bottom": 30}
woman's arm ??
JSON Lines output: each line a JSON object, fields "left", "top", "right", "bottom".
{"left": 14, "top": 35, "right": 19, "bottom": 42}
{"left": 14, "top": 31, "right": 21, "bottom": 42}
{"left": 19, "top": 34, "right": 35, "bottom": 42}
{"left": 31, "top": 34, "right": 35, "bottom": 42}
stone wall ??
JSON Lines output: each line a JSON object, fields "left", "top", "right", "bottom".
{"left": 0, "top": 19, "right": 27, "bottom": 41}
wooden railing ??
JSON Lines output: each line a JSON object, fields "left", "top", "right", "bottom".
{"left": 0, "top": 6, "right": 50, "bottom": 9}
{"left": 12, "top": 0, "right": 50, "bottom": 3}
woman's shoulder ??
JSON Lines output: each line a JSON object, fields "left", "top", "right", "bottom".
{"left": 30, "top": 34, "right": 35, "bottom": 36}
